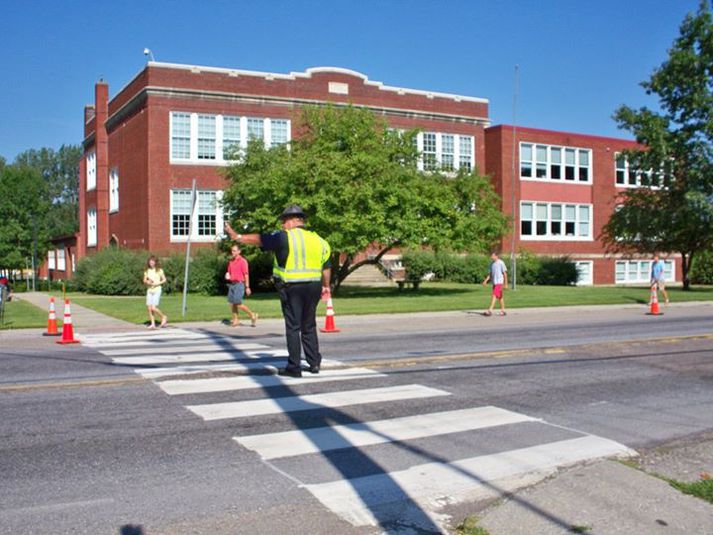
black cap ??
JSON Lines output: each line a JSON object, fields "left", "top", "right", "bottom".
{"left": 279, "top": 204, "right": 306, "bottom": 220}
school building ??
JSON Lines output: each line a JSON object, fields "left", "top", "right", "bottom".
{"left": 45, "top": 61, "right": 679, "bottom": 285}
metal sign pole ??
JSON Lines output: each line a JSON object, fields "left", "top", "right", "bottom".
{"left": 181, "top": 179, "right": 197, "bottom": 318}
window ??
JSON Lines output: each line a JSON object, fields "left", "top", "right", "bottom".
{"left": 171, "top": 190, "right": 193, "bottom": 237}
{"left": 575, "top": 261, "right": 593, "bottom": 286}
{"left": 170, "top": 112, "right": 289, "bottom": 164}
{"left": 247, "top": 118, "right": 264, "bottom": 142}
{"left": 270, "top": 119, "right": 289, "bottom": 146}
{"left": 223, "top": 116, "right": 241, "bottom": 159}
{"left": 48, "top": 250, "right": 56, "bottom": 270}
{"left": 86, "top": 151, "right": 96, "bottom": 190}
{"left": 536, "top": 145, "right": 547, "bottom": 178}
{"left": 418, "top": 132, "right": 474, "bottom": 172}
{"left": 87, "top": 209, "right": 97, "bottom": 247}
{"left": 109, "top": 168, "right": 119, "bottom": 213}
{"left": 56, "top": 249, "right": 66, "bottom": 271}
{"left": 171, "top": 112, "right": 191, "bottom": 160}
{"left": 615, "top": 260, "right": 674, "bottom": 283}
{"left": 520, "top": 144, "right": 532, "bottom": 177}
{"left": 197, "top": 115, "right": 216, "bottom": 160}
{"left": 459, "top": 136, "right": 473, "bottom": 171}
{"left": 422, "top": 133, "right": 437, "bottom": 171}
{"left": 614, "top": 153, "right": 665, "bottom": 188}
{"left": 170, "top": 189, "right": 223, "bottom": 241}
{"left": 441, "top": 135, "right": 454, "bottom": 171}
{"left": 520, "top": 143, "right": 591, "bottom": 183}
{"left": 197, "top": 191, "right": 217, "bottom": 236}
{"left": 520, "top": 201, "right": 592, "bottom": 240}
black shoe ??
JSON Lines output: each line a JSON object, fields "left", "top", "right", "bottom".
{"left": 278, "top": 368, "right": 302, "bottom": 378}
{"left": 308, "top": 365, "right": 320, "bottom": 374}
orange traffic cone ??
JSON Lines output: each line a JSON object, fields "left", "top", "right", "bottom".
{"left": 43, "top": 297, "right": 60, "bottom": 336}
{"left": 320, "top": 298, "right": 341, "bottom": 333}
{"left": 647, "top": 286, "right": 662, "bottom": 316}
{"left": 56, "top": 299, "right": 80, "bottom": 344}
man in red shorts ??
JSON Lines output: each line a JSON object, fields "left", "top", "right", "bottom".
{"left": 482, "top": 252, "right": 508, "bottom": 316}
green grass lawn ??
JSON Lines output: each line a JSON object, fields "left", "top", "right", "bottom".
{"left": 0, "top": 299, "right": 49, "bottom": 330}
{"left": 44, "top": 283, "right": 713, "bottom": 325}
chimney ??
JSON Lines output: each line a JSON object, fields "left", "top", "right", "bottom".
{"left": 95, "top": 80, "right": 110, "bottom": 249}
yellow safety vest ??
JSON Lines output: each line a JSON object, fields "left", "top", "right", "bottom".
{"left": 273, "top": 228, "right": 331, "bottom": 283}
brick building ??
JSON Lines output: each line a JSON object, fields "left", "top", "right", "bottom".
{"left": 484, "top": 125, "right": 680, "bottom": 285}
{"left": 64, "top": 61, "right": 679, "bottom": 285}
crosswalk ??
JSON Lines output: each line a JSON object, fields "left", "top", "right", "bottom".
{"left": 81, "top": 328, "right": 636, "bottom": 533}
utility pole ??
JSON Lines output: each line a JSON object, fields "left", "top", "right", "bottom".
{"left": 510, "top": 65, "right": 520, "bottom": 290}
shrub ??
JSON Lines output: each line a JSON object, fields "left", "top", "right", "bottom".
{"left": 162, "top": 253, "right": 186, "bottom": 294}
{"left": 245, "top": 250, "right": 275, "bottom": 291}
{"left": 188, "top": 247, "right": 228, "bottom": 296}
{"left": 515, "top": 249, "right": 541, "bottom": 285}
{"left": 536, "top": 256, "right": 579, "bottom": 286}
{"left": 459, "top": 254, "right": 491, "bottom": 284}
{"left": 401, "top": 250, "right": 438, "bottom": 282}
{"left": 691, "top": 250, "right": 713, "bottom": 285}
{"left": 74, "top": 247, "right": 146, "bottom": 295}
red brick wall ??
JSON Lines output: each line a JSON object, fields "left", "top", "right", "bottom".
{"left": 107, "top": 104, "right": 150, "bottom": 250}
{"left": 483, "top": 125, "right": 676, "bottom": 284}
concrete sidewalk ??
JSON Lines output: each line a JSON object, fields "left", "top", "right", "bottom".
{"left": 14, "top": 291, "right": 133, "bottom": 331}
{"left": 473, "top": 434, "right": 713, "bottom": 535}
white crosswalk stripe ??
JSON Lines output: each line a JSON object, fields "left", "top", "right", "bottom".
{"left": 235, "top": 406, "right": 540, "bottom": 460}
{"left": 159, "top": 367, "right": 387, "bottom": 395}
{"left": 85, "top": 327, "right": 636, "bottom": 532}
{"left": 187, "top": 384, "right": 451, "bottom": 421}
{"left": 101, "top": 343, "right": 276, "bottom": 357}
{"left": 303, "top": 435, "right": 636, "bottom": 529}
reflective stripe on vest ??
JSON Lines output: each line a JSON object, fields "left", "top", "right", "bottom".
{"left": 273, "top": 228, "right": 330, "bottom": 283}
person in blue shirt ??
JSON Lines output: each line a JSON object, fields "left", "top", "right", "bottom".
{"left": 650, "top": 254, "right": 670, "bottom": 305}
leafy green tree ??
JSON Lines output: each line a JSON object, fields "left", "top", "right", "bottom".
{"left": 0, "top": 165, "right": 51, "bottom": 270}
{"left": 222, "top": 105, "right": 508, "bottom": 289}
{"left": 603, "top": 1, "right": 713, "bottom": 289}
{"left": 14, "top": 145, "right": 82, "bottom": 236}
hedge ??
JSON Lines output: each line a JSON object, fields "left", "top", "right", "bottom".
{"left": 401, "top": 250, "right": 579, "bottom": 286}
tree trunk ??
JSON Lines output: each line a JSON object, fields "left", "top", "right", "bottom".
{"left": 681, "top": 251, "right": 693, "bottom": 291}
{"left": 332, "top": 241, "right": 401, "bottom": 293}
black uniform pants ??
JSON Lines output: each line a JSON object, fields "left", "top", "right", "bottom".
{"left": 277, "top": 281, "right": 322, "bottom": 371}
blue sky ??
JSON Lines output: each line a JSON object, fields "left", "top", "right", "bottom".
{"left": 0, "top": 0, "right": 701, "bottom": 162}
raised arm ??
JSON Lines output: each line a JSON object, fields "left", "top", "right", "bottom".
{"left": 224, "top": 222, "right": 263, "bottom": 246}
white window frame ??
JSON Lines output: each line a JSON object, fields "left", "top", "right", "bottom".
{"left": 170, "top": 112, "right": 291, "bottom": 166}
{"left": 519, "top": 142, "right": 592, "bottom": 184}
{"left": 574, "top": 261, "right": 593, "bottom": 286}
{"left": 86, "top": 150, "right": 96, "bottom": 191}
{"left": 87, "top": 208, "right": 97, "bottom": 247}
{"left": 48, "top": 250, "right": 56, "bottom": 270}
{"left": 109, "top": 167, "right": 119, "bottom": 213}
{"left": 614, "top": 152, "right": 664, "bottom": 188}
{"left": 169, "top": 189, "right": 224, "bottom": 242}
{"left": 416, "top": 132, "right": 475, "bottom": 172}
{"left": 519, "top": 201, "right": 593, "bottom": 241}
{"left": 56, "top": 249, "right": 66, "bottom": 271}
{"left": 615, "top": 259, "right": 675, "bottom": 284}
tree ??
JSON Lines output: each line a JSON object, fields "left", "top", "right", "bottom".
{"left": 0, "top": 165, "right": 51, "bottom": 271}
{"left": 602, "top": 1, "right": 713, "bottom": 290}
{"left": 14, "top": 145, "right": 82, "bottom": 237}
{"left": 222, "top": 105, "right": 508, "bottom": 289}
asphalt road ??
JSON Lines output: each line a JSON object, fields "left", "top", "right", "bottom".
{"left": 1, "top": 303, "right": 711, "bottom": 534}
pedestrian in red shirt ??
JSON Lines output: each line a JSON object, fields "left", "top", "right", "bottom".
{"left": 226, "top": 244, "right": 258, "bottom": 327}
